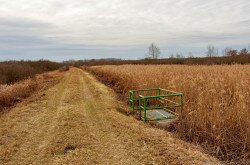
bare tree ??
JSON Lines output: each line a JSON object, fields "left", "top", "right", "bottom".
{"left": 169, "top": 54, "right": 175, "bottom": 58}
{"left": 148, "top": 43, "right": 160, "bottom": 59}
{"left": 188, "top": 52, "right": 194, "bottom": 58}
{"left": 175, "top": 53, "right": 184, "bottom": 58}
{"left": 206, "top": 44, "right": 218, "bottom": 57}
{"left": 222, "top": 47, "right": 232, "bottom": 56}
{"left": 227, "top": 49, "right": 238, "bottom": 56}
{"left": 222, "top": 47, "right": 238, "bottom": 56}
{"left": 239, "top": 48, "right": 248, "bottom": 55}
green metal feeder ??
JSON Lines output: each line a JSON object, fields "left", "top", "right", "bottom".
{"left": 129, "top": 88, "right": 183, "bottom": 122}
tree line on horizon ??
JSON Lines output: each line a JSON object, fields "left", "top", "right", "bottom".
{"left": 146, "top": 43, "right": 250, "bottom": 59}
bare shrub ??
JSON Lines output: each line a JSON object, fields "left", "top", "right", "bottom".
{"left": 206, "top": 44, "right": 218, "bottom": 57}
{"left": 239, "top": 48, "right": 248, "bottom": 55}
{"left": 59, "top": 66, "right": 70, "bottom": 72}
{"left": 0, "top": 60, "right": 61, "bottom": 84}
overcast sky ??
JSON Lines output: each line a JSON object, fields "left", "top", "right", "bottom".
{"left": 0, "top": 0, "right": 249, "bottom": 61}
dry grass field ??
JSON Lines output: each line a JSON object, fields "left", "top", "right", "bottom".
{"left": 86, "top": 64, "right": 250, "bottom": 164}
{"left": 0, "top": 68, "right": 220, "bottom": 165}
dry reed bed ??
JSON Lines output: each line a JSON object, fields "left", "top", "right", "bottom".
{"left": 86, "top": 65, "right": 250, "bottom": 163}
{"left": 0, "top": 71, "right": 63, "bottom": 114}
{"left": 0, "top": 79, "right": 37, "bottom": 108}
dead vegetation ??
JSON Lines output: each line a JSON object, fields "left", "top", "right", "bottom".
{"left": 58, "top": 66, "right": 70, "bottom": 72}
{"left": 0, "top": 60, "right": 64, "bottom": 114}
{"left": 0, "top": 60, "right": 61, "bottom": 84}
{"left": 85, "top": 64, "right": 250, "bottom": 164}
{"left": 0, "top": 68, "right": 220, "bottom": 165}
{"left": 0, "top": 70, "right": 64, "bottom": 115}
{"left": 67, "top": 54, "right": 250, "bottom": 67}
{"left": 0, "top": 79, "right": 38, "bottom": 107}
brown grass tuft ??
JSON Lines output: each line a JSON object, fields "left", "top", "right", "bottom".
{"left": 0, "top": 79, "right": 38, "bottom": 108}
{"left": 0, "top": 70, "right": 63, "bottom": 114}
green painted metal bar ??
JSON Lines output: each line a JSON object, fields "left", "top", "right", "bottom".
{"left": 141, "top": 94, "right": 182, "bottom": 99}
{"left": 132, "top": 92, "right": 135, "bottom": 111}
{"left": 130, "top": 88, "right": 160, "bottom": 92}
{"left": 157, "top": 88, "right": 161, "bottom": 107}
{"left": 132, "top": 88, "right": 180, "bottom": 94}
{"left": 181, "top": 94, "right": 184, "bottom": 114}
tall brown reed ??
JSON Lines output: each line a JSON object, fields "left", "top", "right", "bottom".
{"left": 86, "top": 65, "right": 250, "bottom": 163}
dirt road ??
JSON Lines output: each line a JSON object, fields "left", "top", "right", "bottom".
{"left": 0, "top": 68, "right": 220, "bottom": 165}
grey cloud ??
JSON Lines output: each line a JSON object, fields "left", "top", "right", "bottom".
{"left": 0, "top": 18, "right": 52, "bottom": 29}
{"left": 0, "top": 35, "right": 52, "bottom": 48}
{"left": 231, "top": 19, "right": 250, "bottom": 28}
{"left": 0, "top": 0, "right": 249, "bottom": 61}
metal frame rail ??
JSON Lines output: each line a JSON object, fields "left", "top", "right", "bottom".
{"left": 129, "top": 88, "right": 183, "bottom": 122}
